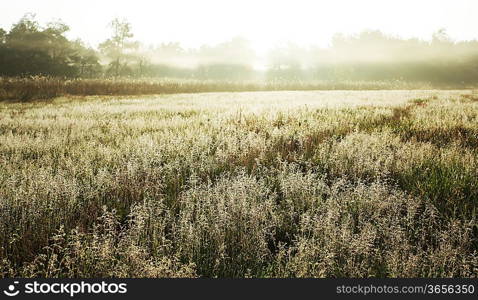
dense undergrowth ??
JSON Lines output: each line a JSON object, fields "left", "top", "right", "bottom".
{"left": 0, "top": 77, "right": 438, "bottom": 101}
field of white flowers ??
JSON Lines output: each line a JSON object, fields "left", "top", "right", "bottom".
{"left": 0, "top": 90, "right": 477, "bottom": 277}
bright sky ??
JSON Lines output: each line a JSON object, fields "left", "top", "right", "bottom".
{"left": 2, "top": 0, "right": 478, "bottom": 52}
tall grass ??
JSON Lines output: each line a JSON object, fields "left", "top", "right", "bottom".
{"left": 0, "top": 77, "right": 435, "bottom": 101}
{"left": 0, "top": 90, "right": 476, "bottom": 277}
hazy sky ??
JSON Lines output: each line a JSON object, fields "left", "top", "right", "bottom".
{"left": 2, "top": 0, "right": 478, "bottom": 52}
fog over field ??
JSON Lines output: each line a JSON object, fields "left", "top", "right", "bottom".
{"left": 1, "top": 1, "right": 478, "bottom": 83}
{"left": 0, "top": 1, "right": 477, "bottom": 280}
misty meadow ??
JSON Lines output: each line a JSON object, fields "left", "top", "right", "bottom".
{"left": 0, "top": 2, "right": 477, "bottom": 279}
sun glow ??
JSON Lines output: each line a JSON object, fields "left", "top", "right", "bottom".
{"left": 2, "top": 0, "right": 478, "bottom": 53}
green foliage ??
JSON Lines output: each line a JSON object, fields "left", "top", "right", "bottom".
{"left": 0, "top": 14, "right": 100, "bottom": 78}
{"left": 99, "top": 18, "right": 137, "bottom": 77}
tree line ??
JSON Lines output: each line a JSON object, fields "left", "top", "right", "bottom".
{"left": 1, "top": 14, "right": 478, "bottom": 84}
{"left": 0, "top": 14, "right": 101, "bottom": 77}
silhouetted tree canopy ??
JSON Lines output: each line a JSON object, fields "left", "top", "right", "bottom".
{"left": 0, "top": 14, "right": 100, "bottom": 77}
